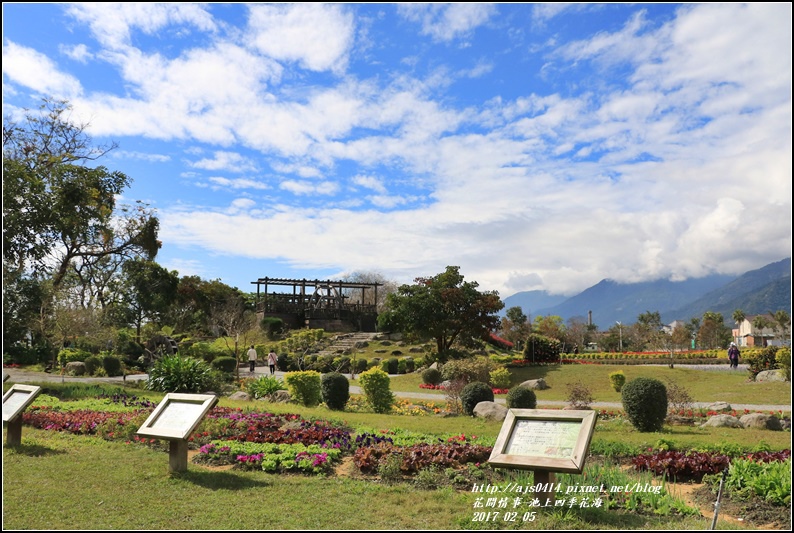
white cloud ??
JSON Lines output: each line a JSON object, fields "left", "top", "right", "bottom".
{"left": 190, "top": 151, "right": 258, "bottom": 173}
{"left": 280, "top": 180, "right": 339, "bottom": 196}
{"left": 352, "top": 175, "right": 387, "bottom": 193}
{"left": 2, "top": 41, "right": 83, "bottom": 98}
{"left": 60, "top": 43, "right": 93, "bottom": 63}
{"left": 207, "top": 177, "right": 270, "bottom": 191}
{"left": 247, "top": 3, "right": 354, "bottom": 73}
{"left": 398, "top": 3, "right": 497, "bottom": 42}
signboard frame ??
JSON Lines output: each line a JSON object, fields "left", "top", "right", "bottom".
{"left": 3, "top": 384, "right": 42, "bottom": 423}
{"left": 136, "top": 393, "right": 218, "bottom": 441}
{"left": 488, "top": 409, "right": 597, "bottom": 474}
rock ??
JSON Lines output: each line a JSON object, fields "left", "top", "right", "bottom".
{"left": 666, "top": 415, "right": 696, "bottom": 426}
{"left": 228, "top": 391, "right": 250, "bottom": 401}
{"left": 739, "top": 413, "right": 783, "bottom": 431}
{"left": 409, "top": 347, "right": 424, "bottom": 353}
{"left": 429, "top": 362, "right": 439, "bottom": 370}
{"left": 700, "top": 414, "right": 743, "bottom": 428}
{"left": 440, "top": 380, "right": 452, "bottom": 389}
{"left": 64, "top": 361, "right": 87, "bottom": 376}
{"left": 268, "top": 390, "right": 292, "bottom": 403}
{"left": 473, "top": 401, "right": 508, "bottom": 422}
{"left": 708, "top": 401, "right": 732, "bottom": 412}
{"left": 519, "top": 378, "right": 549, "bottom": 390}
{"left": 755, "top": 370, "right": 788, "bottom": 382}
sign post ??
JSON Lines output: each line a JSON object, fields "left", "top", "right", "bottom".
{"left": 136, "top": 393, "right": 218, "bottom": 472}
{"left": 488, "top": 409, "right": 597, "bottom": 503}
{"left": 3, "top": 384, "right": 42, "bottom": 446}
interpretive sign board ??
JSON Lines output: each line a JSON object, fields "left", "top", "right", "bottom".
{"left": 3, "top": 384, "right": 42, "bottom": 423}
{"left": 488, "top": 409, "right": 597, "bottom": 474}
{"left": 136, "top": 393, "right": 218, "bottom": 441}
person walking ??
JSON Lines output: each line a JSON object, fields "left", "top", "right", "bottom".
{"left": 247, "top": 345, "right": 258, "bottom": 373}
{"left": 728, "top": 342, "right": 740, "bottom": 369}
{"left": 267, "top": 350, "right": 278, "bottom": 375}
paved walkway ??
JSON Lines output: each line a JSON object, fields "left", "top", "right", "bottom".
{"left": 4, "top": 366, "right": 790, "bottom": 412}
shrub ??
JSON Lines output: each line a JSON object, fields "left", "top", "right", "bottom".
{"left": 608, "top": 371, "right": 626, "bottom": 392}
{"left": 57, "top": 348, "right": 90, "bottom": 367}
{"left": 621, "top": 377, "right": 668, "bottom": 432}
{"left": 441, "top": 357, "right": 498, "bottom": 384}
{"left": 260, "top": 316, "right": 284, "bottom": 340}
{"left": 284, "top": 371, "right": 322, "bottom": 407}
{"left": 387, "top": 357, "right": 399, "bottom": 374}
{"left": 444, "top": 378, "right": 467, "bottom": 414}
{"left": 489, "top": 367, "right": 511, "bottom": 389}
{"left": 245, "top": 375, "right": 286, "bottom": 399}
{"left": 746, "top": 345, "right": 780, "bottom": 380}
{"left": 333, "top": 356, "right": 351, "bottom": 373}
{"left": 775, "top": 347, "right": 790, "bottom": 381}
{"left": 506, "top": 386, "right": 537, "bottom": 409}
{"left": 146, "top": 355, "right": 222, "bottom": 393}
{"left": 460, "top": 381, "right": 494, "bottom": 416}
{"left": 102, "top": 355, "right": 123, "bottom": 377}
{"left": 665, "top": 378, "right": 694, "bottom": 413}
{"left": 421, "top": 367, "right": 442, "bottom": 385}
{"left": 522, "top": 333, "right": 561, "bottom": 364}
{"left": 211, "top": 356, "right": 237, "bottom": 374}
{"left": 566, "top": 381, "right": 594, "bottom": 409}
{"left": 397, "top": 359, "right": 408, "bottom": 374}
{"left": 403, "top": 357, "right": 415, "bottom": 373}
{"left": 358, "top": 368, "right": 394, "bottom": 414}
{"left": 83, "top": 355, "right": 103, "bottom": 376}
{"left": 321, "top": 372, "right": 350, "bottom": 410}
{"left": 354, "top": 358, "right": 369, "bottom": 374}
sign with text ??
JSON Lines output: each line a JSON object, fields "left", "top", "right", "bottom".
{"left": 136, "top": 393, "right": 218, "bottom": 441}
{"left": 488, "top": 409, "right": 597, "bottom": 474}
{"left": 3, "top": 384, "right": 42, "bottom": 423}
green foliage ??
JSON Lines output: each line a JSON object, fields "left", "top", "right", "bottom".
{"left": 83, "top": 355, "right": 102, "bottom": 376}
{"left": 187, "top": 342, "right": 227, "bottom": 364}
{"left": 57, "top": 348, "right": 90, "bottom": 366}
{"left": 775, "top": 347, "right": 790, "bottom": 381}
{"left": 422, "top": 367, "right": 442, "bottom": 385}
{"left": 377, "top": 452, "right": 404, "bottom": 484}
{"left": 566, "top": 380, "right": 594, "bottom": 409}
{"left": 440, "top": 357, "right": 499, "bottom": 384}
{"left": 102, "top": 355, "right": 123, "bottom": 377}
{"left": 211, "top": 356, "right": 237, "bottom": 374}
{"left": 378, "top": 266, "right": 504, "bottom": 354}
{"left": 621, "top": 377, "right": 668, "bottom": 432}
{"left": 321, "top": 372, "right": 350, "bottom": 410}
{"left": 146, "top": 354, "right": 222, "bottom": 393}
{"left": 522, "top": 333, "right": 561, "bottom": 364}
{"left": 259, "top": 316, "right": 284, "bottom": 340}
{"left": 460, "top": 381, "right": 494, "bottom": 416}
{"left": 284, "top": 371, "right": 322, "bottom": 407}
{"left": 608, "top": 371, "right": 626, "bottom": 392}
{"left": 506, "top": 386, "right": 537, "bottom": 409}
{"left": 245, "top": 375, "right": 287, "bottom": 399}
{"left": 358, "top": 367, "right": 395, "bottom": 414}
{"left": 488, "top": 366, "right": 511, "bottom": 389}
{"left": 723, "top": 458, "right": 791, "bottom": 506}
{"left": 665, "top": 378, "right": 694, "bottom": 412}
{"left": 746, "top": 345, "right": 780, "bottom": 380}
{"left": 386, "top": 357, "right": 399, "bottom": 374}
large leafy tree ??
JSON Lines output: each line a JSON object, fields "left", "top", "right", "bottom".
{"left": 378, "top": 266, "right": 504, "bottom": 354}
{"left": 698, "top": 311, "right": 732, "bottom": 349}
{"left": 3, "top": 98, "right": 160, "bottom": 350}
{"left": 499, "top": 306, "right": 533, "bottom": 347}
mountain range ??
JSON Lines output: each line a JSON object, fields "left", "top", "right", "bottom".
{"left": 501, "top": 257, "right": 791, "bottom": 327}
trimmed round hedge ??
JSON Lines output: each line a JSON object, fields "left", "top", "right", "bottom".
{"left": 506, "top": 386, "right": 537, "bottom": 409}
{"left": 421, "top": 367, "right": 442, "bottom": 385}
{"left": 321, "top": 372, "right": 350, "bottom": 410}
{"left": 461, "top": 381, "right": 494, "bottom": 416}
{"left": 621, "top": 377, "right": 668, "bottom": 432}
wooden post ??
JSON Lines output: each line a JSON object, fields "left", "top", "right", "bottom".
{"left": 168, "top": 440, "right": 189, "bottom": 473}
{"left": 533, "top": 470, "right": 557, "bottom": 504}
{"left": 6, "top": 418, "right": 23, "bottom": 446}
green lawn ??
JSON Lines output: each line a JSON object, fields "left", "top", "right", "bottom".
{"left": 388, "top": 364, "right": 792, "bottom": 407}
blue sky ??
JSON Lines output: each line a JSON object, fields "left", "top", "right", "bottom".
{"left": 3, "top": 3, "right": 791, "bottom": 298}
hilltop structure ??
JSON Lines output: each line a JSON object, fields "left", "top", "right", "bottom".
{"left": 251, "top": 277, "right": 381, "bottom": 332}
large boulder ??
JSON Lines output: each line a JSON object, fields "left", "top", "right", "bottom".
{"left": 708, "top": 401, "right": 732, "bottom": 412}
{"left": 268, "top": 390, "right": 292, "bottom": 403}
{"left": 228, "top": 391, "right": 250, "bottom": 401}
{"left": 519, "top": 378, "right": 549, "bottom": 391}
{"left": 700, "top": 414, "right": 743, "bottom": 428}
{"left": 473, "top": 401, "right": 508, "bottom": 422}
{"left": 755, "top": 370, "right": 788, "bottom": 382}
{"left": 739, "top": 413, "right": 783, "bottom": 431}
{"left": 64, "top": 361, "right": 87, "bottom": 376}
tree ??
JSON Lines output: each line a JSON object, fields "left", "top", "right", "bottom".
{"left": 499, "top": 306, "right": 533, "bottom": 347}
{"left": 751, "top": 314, "right": 773, "bottom": 347}
{"left": 114, "top": 259, "right": 179, "bottom": 342}
{"left": 698, "top": 311, "right": 731, "bottom": 349}
{"left": 635, "top": 310, "right": 665, "bottom": 351}
{"left": 533, "top": 315, "right": 566, "bottom": 343}
{"left": 3, "top": 98, "right": 160, "bottom": 353}
{"left": 377, "top": 266, "right": 504, "bottom": 354}
{"left": 732, "top": 309, "right": 746, "bottom": 345}
{"left": 771, "top": 310, "right": 790, "bottom": 343}
{"left": 340, "top": 270, "right": 398, "bottom": 313}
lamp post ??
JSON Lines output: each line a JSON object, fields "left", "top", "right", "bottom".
{"left": 616, "top": 321, "right": 622, "bottom": 352}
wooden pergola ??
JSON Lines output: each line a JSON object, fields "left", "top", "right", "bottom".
{"left": 251, "top": 277, "right": 381, "bottom": 331}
